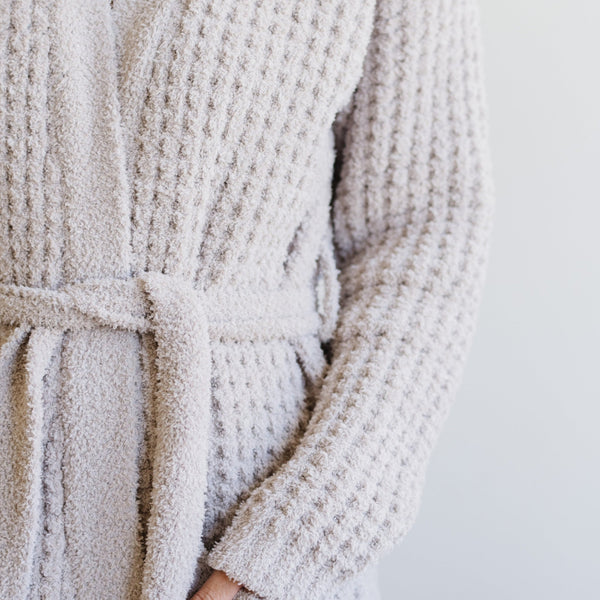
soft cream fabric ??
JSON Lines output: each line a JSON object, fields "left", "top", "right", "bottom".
{"left": 0, "top": 1, "right": 495, "bottom": 599}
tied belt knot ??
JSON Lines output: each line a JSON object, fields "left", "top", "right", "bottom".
{"left": 0, "top": 270, "right": 330, "bottom": 600}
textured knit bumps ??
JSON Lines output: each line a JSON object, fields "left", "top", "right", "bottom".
{"left": 0, "top": 1, "right": 494, "bottom": 599}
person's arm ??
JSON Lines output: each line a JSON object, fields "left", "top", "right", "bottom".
{"left": 206, "top": 1, "right": 495, "bottom": 598}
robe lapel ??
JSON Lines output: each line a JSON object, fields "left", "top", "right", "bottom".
{"left": 49, "top": 0, "right": 179, "bottom": 281}
{"left": 57, "top": 5, "right": 216, "bottom": 598}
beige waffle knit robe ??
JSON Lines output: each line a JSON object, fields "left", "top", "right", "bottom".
{"left": 0, "top": 1, "right": 495, "bottom": 599}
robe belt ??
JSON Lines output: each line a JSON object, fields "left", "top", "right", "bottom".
{"left": 0, "top": 270, "right": 324, "bottom": 600}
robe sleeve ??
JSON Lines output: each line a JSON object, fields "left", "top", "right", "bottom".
{"left": 205, "top": 1, "right": 495, "bottom": 598}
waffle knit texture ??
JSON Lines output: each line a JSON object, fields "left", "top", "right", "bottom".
{"left": 0, "top": 1, "right": 495, "bottom": 599}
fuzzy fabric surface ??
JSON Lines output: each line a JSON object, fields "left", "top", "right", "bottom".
{"left": 0, "top": 1, "right": 495, "bottom": 599}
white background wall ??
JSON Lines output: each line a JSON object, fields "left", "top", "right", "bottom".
{"left": 379, "top": 1, "right": 600, "bottom": 598}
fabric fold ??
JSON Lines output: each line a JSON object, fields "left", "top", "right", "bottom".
{"left": 0, "top": 326, "right": 64, "bottom": 599}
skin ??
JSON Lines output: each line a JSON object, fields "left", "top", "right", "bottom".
{"left": 190, "top": 569, "right": 244, "bottom": 600}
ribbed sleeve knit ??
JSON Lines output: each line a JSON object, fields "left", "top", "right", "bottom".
{"left": 205, "top": 1, "right": 496, "bottom": 598}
